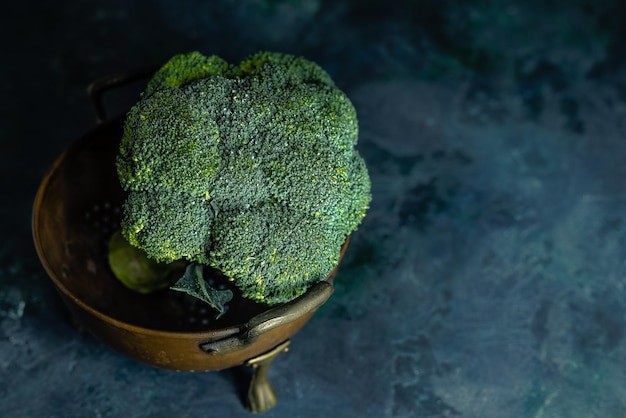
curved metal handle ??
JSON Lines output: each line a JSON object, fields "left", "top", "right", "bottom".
{"left": 87, "top": 65, "right": 160, "bottom": 124}
{"left": 200, "top": 281, "right": 334, "bottom": 355}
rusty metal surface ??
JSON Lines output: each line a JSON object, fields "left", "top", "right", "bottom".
{"left": 32, "top": 115, "right": 346, "bottom": 372}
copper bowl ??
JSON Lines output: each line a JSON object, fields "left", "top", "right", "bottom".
{"left": 32, "top": 71, "right": 348, "bottom": 412}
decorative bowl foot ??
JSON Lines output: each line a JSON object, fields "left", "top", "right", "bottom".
{"left": 245, "top": 340, "right": 291, "bottom": 413}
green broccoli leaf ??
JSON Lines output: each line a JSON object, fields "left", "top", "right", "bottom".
{"left": 170, "top": 263, "right": 233, "bottom": 319}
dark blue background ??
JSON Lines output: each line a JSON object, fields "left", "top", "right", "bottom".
{"left": 3, "top": 1, "right": 626, "bottom": 417}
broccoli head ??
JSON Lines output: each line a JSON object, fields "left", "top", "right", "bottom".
{"left": 117, "top": 51, "right": 371, "bottom": 305}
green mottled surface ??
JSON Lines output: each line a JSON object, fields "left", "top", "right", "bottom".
{"left": 5, "top": 1, "right": 626, "bottom": 417}
{"left": 118, "top": 51, "right": 370, "bottom": 305}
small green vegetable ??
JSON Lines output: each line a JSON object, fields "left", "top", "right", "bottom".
{"left": 108, "top": 230, "right": 185, "bottom": 294}
{"left": 116, "top": 51, "right": 371, "bottom": 306}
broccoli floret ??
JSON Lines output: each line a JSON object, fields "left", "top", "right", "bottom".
{"left": 143, "top": 52, "right": 236, "bottom": 97}
{"left": 117, "top": 51, "right": 371, "bottom": 305}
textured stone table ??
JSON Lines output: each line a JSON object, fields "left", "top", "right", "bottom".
{"left": 3, "top": 1, "right": 626, "bottom": 417}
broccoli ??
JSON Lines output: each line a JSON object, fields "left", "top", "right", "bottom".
{"left": 115, "top": 51, "right": 371, "bottom": 306}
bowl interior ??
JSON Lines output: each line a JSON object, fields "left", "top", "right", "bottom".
{"left": 34, "top": 116, "right": 268, "bottom": 332}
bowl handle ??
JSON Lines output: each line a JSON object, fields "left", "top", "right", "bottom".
{"left": 199, "top": 281, "right": 334, "bottom": 355}
{"left": 87, "top": 65, "right": 159, "bottom": 124}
